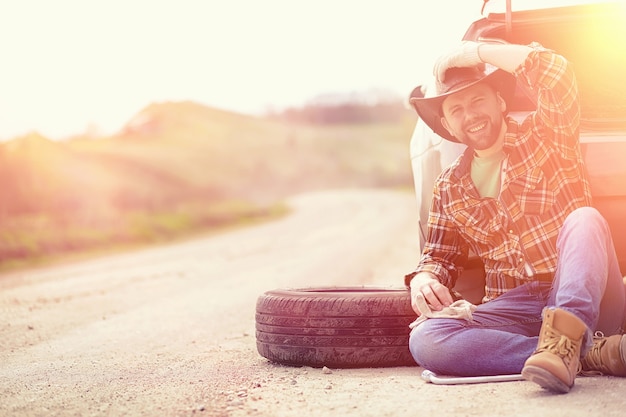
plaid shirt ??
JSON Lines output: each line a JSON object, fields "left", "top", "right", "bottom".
{"left": 407, "top": 46, "right": 592, "bottom": 301}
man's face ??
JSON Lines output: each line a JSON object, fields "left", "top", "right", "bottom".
{"left": 440, "top": 82, "right": 506, "bottom": 151}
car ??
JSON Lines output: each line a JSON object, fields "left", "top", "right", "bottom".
{"left": 408, "top": 1, "right": 626, "bottom": 304}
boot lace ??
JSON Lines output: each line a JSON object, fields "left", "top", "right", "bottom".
{"left": 578, "top": 331, "right": 606, "bottom": 376}
{"left": 537, "top": 326, "right": 577, "bottom": 365}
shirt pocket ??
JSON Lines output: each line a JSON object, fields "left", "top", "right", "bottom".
{"left": 449, "top": 199, "right": 503, "bottom": 246}
{"left": 508, "top": 166, "right": 556, "bottom": 215}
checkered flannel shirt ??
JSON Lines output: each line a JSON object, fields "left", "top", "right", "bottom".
{"left": 406, "top": 45, "right": 592, "bottom": 301}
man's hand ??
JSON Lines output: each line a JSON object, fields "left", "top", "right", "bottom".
{"left": 433, "top": 41, "right": 482, "bottom": 84}
{"left": 409, "top": 272, "right": 455, "bottom": 316}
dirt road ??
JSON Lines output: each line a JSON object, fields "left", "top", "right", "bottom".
{"left": 1, "top": 189, "right": 625, "bottom": 417}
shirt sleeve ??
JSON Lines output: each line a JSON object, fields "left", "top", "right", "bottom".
{"left": 405, "top": 177, "right": 469, "bottom": 288}
{"left": 514, "top": 43, "right": 580, "bottom": 159}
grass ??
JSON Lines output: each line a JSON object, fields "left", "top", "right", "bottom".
{"left": 0, "top": 101, "right": 416, "bottom": 272}
{"left": 0, "top": 200, "right": 290, "bottom": 273}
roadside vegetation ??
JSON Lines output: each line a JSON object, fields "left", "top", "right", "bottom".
{"left": 0, "top": 99, "right": 415, "bottom": 271}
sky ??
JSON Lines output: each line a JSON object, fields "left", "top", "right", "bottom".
{"left": 0, "top": 0, "right": 600, "bottom": 140}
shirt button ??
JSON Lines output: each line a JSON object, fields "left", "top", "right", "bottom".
{"left": 518, "top": 257, "right": 524, "bottom": 265}
{"left": 509, "top": 229, "right": 514, "bottom": 234}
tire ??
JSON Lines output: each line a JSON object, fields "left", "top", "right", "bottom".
{"left": 255, "top": 286, "right": 417, "bottom": 368}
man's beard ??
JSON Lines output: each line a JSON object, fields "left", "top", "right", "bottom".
{"left": 458, "top": 116, "right": 502, "bottom": 150}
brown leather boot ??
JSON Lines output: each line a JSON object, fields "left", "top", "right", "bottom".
{"left": 580, "top": 333, "right": 626, "bottom": 376}
{"left": 522, "top": 308, "right": 587, "bottom": 393}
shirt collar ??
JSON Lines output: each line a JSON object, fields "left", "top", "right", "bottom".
{"left": 452, "top": 116, "right": 518, "bottom": 180}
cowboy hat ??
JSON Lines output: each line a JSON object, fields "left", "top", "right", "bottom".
{"left": 409, "top": 65, "right": 516, "bottom": 143}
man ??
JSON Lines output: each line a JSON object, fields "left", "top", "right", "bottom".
{"left": 407, "top": 41, "right": 626, "bottom": 393}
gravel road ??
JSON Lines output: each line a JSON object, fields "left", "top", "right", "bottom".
{"left": 1, "top": 189, "right": 625, "bottom": 417}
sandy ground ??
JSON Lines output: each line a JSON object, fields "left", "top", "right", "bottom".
{"left": 1, "top": 188, "right": 625, "bottom": 417}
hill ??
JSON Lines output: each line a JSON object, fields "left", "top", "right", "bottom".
{"left": 0, "top": 101, "right": 416, "bottom": 268}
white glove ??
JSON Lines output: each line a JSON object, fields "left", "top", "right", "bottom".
{"left": 433, "top": 41, "right": 483, "bottom": 84}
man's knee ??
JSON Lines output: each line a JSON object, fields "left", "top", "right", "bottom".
{"left": 408, "top": 322, "right": 429, "bottom": 364}
{"left": 559, "top": 207, "right": 611, "bottom": 248}
{"left": 409, "top": 320, "right": 454, "bottom": 370}
{"left": 564, "top": 207, "right": 607, "bottom": 231}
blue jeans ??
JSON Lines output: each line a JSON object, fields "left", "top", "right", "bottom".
{"left": 409, "top": 207, "right": 626, "bottom": 376}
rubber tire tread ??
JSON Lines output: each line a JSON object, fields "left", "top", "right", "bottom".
{"left": 255, "top": 286, "right": 416, "bottom": 368}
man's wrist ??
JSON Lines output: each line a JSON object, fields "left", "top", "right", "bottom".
{"left": 404, "top": 271, "right": 418, "bottom": 288}
{"left": 476, "top": 42, "right": 484, "bottom": 63}
{"left": 407, "top": 271, "right": 439, "bottom": 289}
